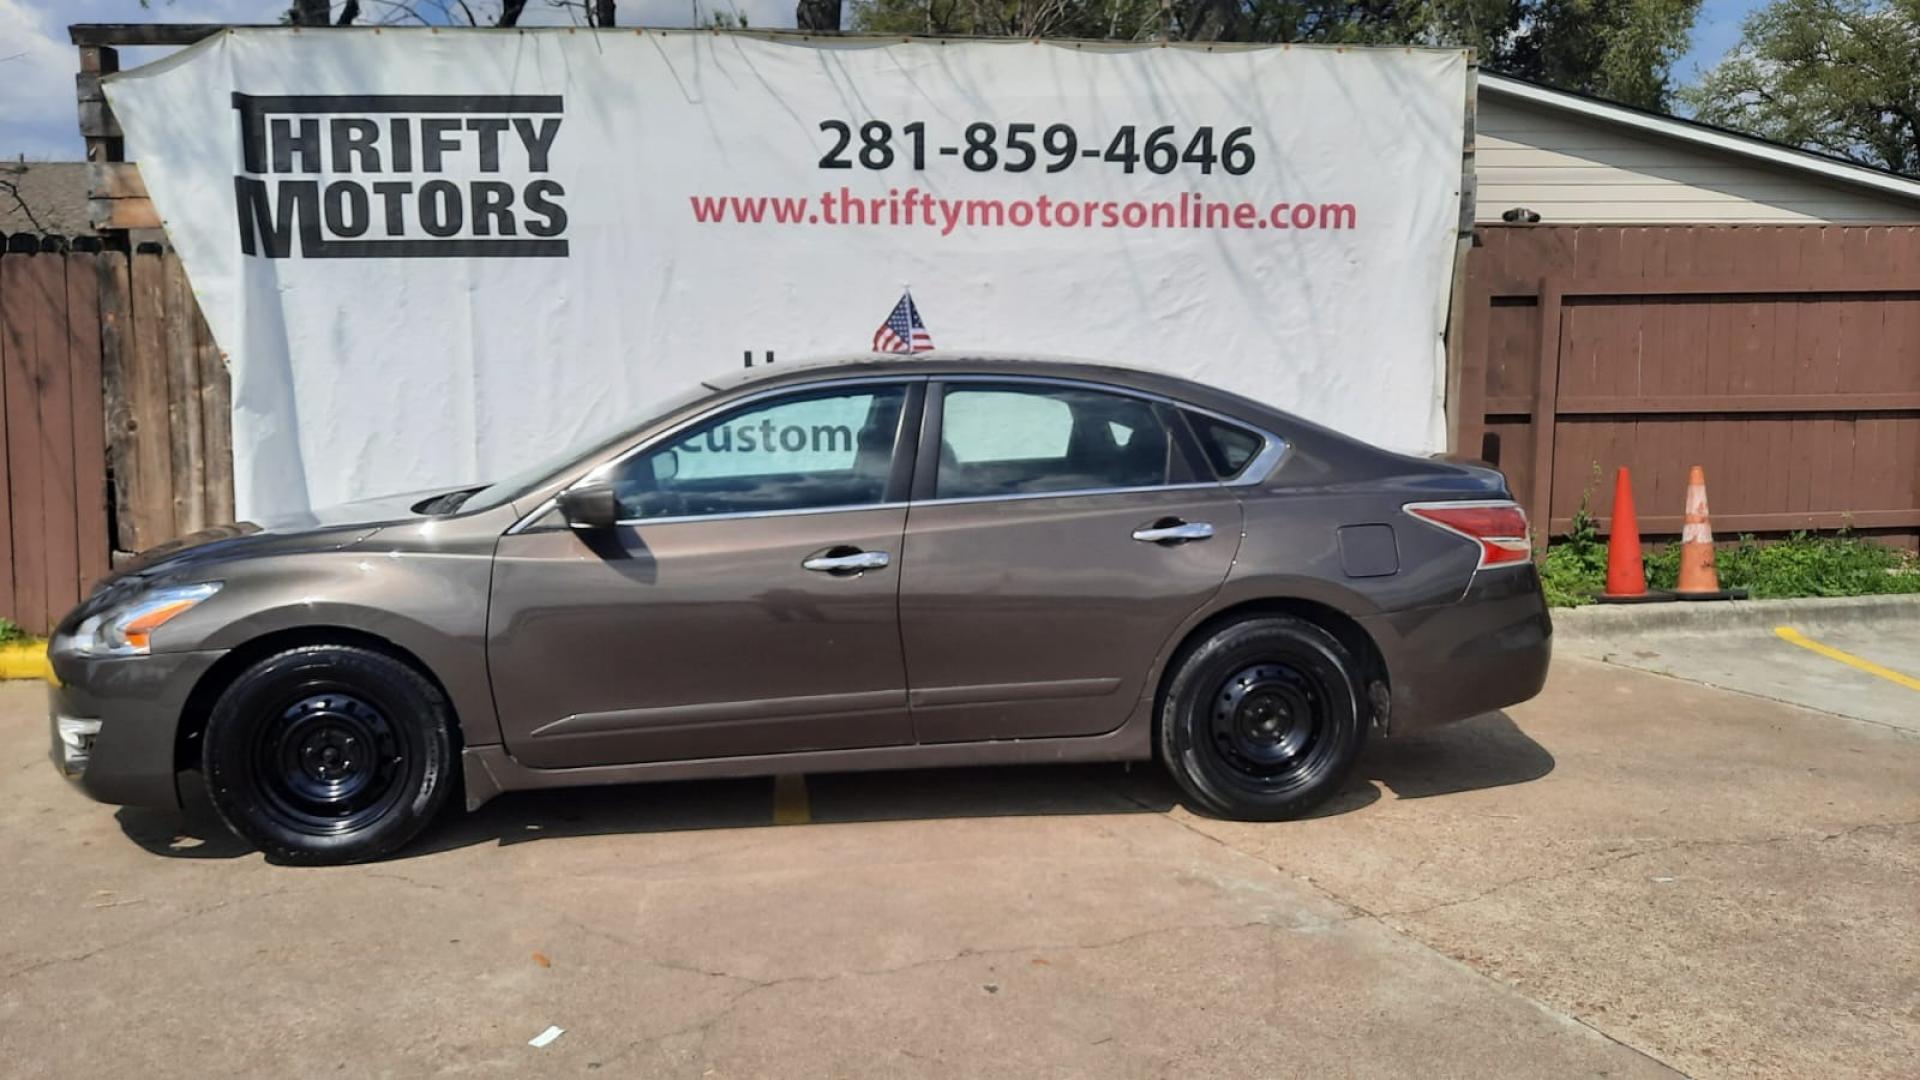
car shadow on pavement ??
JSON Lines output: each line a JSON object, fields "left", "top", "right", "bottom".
{"left": 114, "top": 711, "right": 1553, "bottom": 862}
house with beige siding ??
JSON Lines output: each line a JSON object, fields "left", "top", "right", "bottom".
{"left": 1475, "top": 75, "right": 1920, "bottom": 225}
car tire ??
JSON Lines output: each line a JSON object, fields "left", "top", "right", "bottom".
{"left": 1158, "top": 615, "right": 1368, "bottom": 821}
{"left": 202, "top": 645, "right": 455, "bottom": 865}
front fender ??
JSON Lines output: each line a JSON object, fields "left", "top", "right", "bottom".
{"left": 171, "top": 549, "right": 502, "bottom": 747}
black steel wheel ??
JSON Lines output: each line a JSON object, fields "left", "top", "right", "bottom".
{"left": 1159, "top": 615, "right": 1369, "bottom": 820}
{"left": 203, "top": 645, "right": 454, "bottom": 864}
{"left": 251, "top": 690, "right": 408, "bottom": 835}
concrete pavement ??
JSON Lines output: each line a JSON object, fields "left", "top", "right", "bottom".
{"left": 1, "top": 653, "right": 1915, "bottom": 1078}
{"left": 1556, "top": 596, "right": 1920, "bottom": 735}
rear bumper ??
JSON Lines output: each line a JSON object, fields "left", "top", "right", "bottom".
{"left": 1360, "top": 566, "right": 1553, "bottom": 735}
{"left": 46, "top": 648, "right": 224, "bottom": 809}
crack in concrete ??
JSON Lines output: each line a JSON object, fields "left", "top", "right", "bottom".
{"left": 1099, "top": 783, "right": 1693, "bottom": 1077}
{"left": 588, "top": 918, "right": 1293, "bottom": 1071}
{"left": 1125, "top": 784, "right": 1920, "bottom": 1079}
{"left": 1591, "top": 655, "right": 1920, "bottom": 740}
{"left": 0, "top": 886, "right": 302, "bottom": 981}
{"left": 365, "top": 869, "right": 456, "bottom": 894}
{"left": 1377, "top": 817, "right": 1920, "bottom": 920}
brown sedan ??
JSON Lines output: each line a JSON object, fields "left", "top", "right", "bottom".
{"left": 49, "top": 356, "right": 1551, "bottom": 864}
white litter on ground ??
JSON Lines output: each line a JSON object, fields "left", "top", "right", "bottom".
{"left": 528, "top": 1025, "right": 564, "bottom": 1048}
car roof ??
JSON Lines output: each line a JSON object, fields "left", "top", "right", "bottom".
{"left": 699, "top": 352, "right": 1276, "bottom": 423}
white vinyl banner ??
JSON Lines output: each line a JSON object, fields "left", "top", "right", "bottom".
{"left": 104, "top": 30, "right": 1469, "bottom": 520}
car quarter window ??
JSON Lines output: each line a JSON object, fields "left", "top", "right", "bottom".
{"left": 607, "top": 385, "right": 907, "bottom": 520}
{"left": 1183, "top": 411, "right": 1265, "bottom": 479}
{"left": 935, "top": 384, "right": 1189, "bottom": 499}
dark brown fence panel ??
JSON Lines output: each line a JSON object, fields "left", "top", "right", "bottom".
{"left": 0, "top": 247, "right": 113, "bottom": 636}
{"left": 1461, "top": 224, "right": 1920, "bottom": 547}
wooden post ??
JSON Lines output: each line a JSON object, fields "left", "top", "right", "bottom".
{"left": 1443, "top": 62, "right": 1478, "bottom": 455}
{"left": 1529, "top": 281, "right": 1564, "bottom": 551}
{"left": 96, "top": 250, "right": 137, "bottom": 557}
{"left": 76, "top": 45, "right": 122, "bottom": 167}
{"left": 162, "top": 252, "right": 205, "bottom": 535}
{"left": 125, "top": 246, "right": 177, "bottom": 549}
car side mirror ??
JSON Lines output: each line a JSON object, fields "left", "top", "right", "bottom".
{"left": 556, "top": 479, "right": 619, "bottom": 530}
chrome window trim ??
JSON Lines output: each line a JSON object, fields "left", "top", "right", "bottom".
{"left": 550, "top": 500, "right": 913, "bottom": 531}
{"left": 911, "top": 481, "right": 1225, "bottom": 510}
{"left": 519, "top": 482, "right": 1236, "bottom": 533}
{"left": 507, "top": 369, "right": 1291, "bottom": 534}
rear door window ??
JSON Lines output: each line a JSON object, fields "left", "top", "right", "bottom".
{"left": 935, "top": 385, "right": 1181, "bottom": 499}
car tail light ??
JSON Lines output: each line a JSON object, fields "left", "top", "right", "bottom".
{"left": 1403, "top": 501, "right": 1532, "bottom": 569}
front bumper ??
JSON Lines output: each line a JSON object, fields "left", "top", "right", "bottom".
{"left": 1360, "top": 566, "right": 1553, "bottom": 735}
{"left": 46, "top": 648, "right": 225, "bottom": 808}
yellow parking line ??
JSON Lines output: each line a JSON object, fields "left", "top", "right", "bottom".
{"left": 1775, "top": 627, "right": 1920, "bottom": 692}
{"left": 773, "top": 773, "right": 812, "bottom": 825}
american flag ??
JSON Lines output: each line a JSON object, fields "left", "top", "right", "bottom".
{"left": 872, "top": 290, "right": 935, "bottom": 354}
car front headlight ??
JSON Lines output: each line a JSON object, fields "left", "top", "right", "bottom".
{"left": 68, "top": 583, "right": 222, "bottom": 657}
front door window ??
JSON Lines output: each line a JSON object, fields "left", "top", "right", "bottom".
{"left": 606, "top": 385, "right": 908, "bottom": 520}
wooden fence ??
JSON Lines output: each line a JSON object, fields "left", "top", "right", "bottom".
{"left": 0, "top": 241, "right": 229, "bottom": 636}
{"left": 1458, "top": 224, "right": 1920, "bottom": 546}
{"left": 5, "top": 221, "right": 1919, "bottom": 632}
{"left": 1, "top": 244, "right": 108, "bottom": 636}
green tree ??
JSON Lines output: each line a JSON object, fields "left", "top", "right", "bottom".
{"left": 1683, "top": 0, "right": 1920, "bottom": 175}
{"left": 138, "top": 1, "right": 615, "bottom": 26}
{"left": 851, "top": 0, "right": 1702, "bottom": 109}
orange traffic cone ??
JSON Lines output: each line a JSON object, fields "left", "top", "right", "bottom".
{"left": 1599, "top": 467, "right": 1665, "bottom": 602}
{"left": 1674, "top": 465, "right": 1724, "bottom": 599}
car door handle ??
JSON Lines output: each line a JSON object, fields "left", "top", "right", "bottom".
{"left": 1132, "top": 519, "right": 1214, "bottom": 545}
{"left": 802, "top": 548, "right": 891, "bottom": 573}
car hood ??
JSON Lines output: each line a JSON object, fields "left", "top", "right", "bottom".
{"left": 101, "top": 486, "right": 468, "bottom": 584}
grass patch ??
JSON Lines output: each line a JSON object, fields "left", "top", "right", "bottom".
{"left": 0, "top": 618, "right": 25, "bottom": 647}
{"left": 1541, "top": 501, "right": 1920, "bottom": 608}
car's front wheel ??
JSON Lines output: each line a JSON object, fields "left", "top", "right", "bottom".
{"left": 202, "top": 645, "right": 454, "bottom": 864}
{"left": 1158, "top": 615, "right": 1368, "bottom": 820}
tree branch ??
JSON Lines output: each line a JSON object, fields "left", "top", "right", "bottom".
{"left": 0, "top": 171, "right": 47, "bottom": 234}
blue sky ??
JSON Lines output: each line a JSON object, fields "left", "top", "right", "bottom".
{"left": 3, "top": 0, "right": 1765, "bottom": 161}
{"left": 1680, "top": 0, "right": 1763, "bottom": 86}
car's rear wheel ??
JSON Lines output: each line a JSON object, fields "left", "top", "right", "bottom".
{"left": 202, "top": 645, "right": 454, "bottom": 865}
{"left": 1158, "top": 615, "right": 1367, "bottom": 820}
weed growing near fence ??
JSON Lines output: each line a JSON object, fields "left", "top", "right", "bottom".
{"left": 0, "top": 619, "right": 24, "bottom": 647}
{"left": 1542, "top": 521, "right": 1920, "bottom": 608}
{"left": 1540, "top": 500, "right": 1609, "bottom": 607}
{"left": 1644, "top": 533, "right": 1920, "bottom": 599}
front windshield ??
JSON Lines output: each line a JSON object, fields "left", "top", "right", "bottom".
{"left": 457, "top": 381, "right": 717, "bottom": 514}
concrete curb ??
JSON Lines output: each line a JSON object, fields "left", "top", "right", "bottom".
{"left": 1553, "top": 593, "right": 1920, "bottom": 642}
{"left": 0, "top": 642, "right": 51, "bottom": 682}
